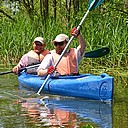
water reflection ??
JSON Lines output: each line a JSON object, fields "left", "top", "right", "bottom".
{"left": 18, "top": 97, "right": 112, "bottom": 128}
{"left": 18, "top": 97, "right": 77, "bottom": 127}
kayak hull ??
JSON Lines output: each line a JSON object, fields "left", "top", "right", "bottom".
{"left": 18, "top": 72, "right": 114, "bottom": 101}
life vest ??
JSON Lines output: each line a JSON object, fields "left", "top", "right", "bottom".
{"left": 49, "top": 109, "right": 76, "bottom": 127}
{"left": 51, "top": 48, "right": 78, "bottom": 75}
{"left": 27, "top": 50, "right": 49, "bottom": 74}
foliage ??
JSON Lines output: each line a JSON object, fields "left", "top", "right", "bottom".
{"left": 0, "top": 0, "right": 128, "bottom": 73}
{"left": 81, "top": 124, "right": 94, "bottom": 128}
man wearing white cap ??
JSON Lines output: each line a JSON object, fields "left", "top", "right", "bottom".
{"left": 37, "top": 27, "right": 86, "bottom": 76}
{"left": 13, "top": 37, "right": 49, "bottom": 74}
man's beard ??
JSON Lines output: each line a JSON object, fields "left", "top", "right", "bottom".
{"left": 34, "top": 48, "right": 44, "bottom": 54}
{"left": 56, "top": 47, "right": 64, "bottom": 55}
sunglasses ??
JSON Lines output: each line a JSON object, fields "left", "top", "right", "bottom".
{"left": 54, "top": 41, "right": 65, "bottom": 46}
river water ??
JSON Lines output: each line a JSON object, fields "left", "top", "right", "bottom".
{"left": 0, "top": 73, "right": 128, "bottom": 128}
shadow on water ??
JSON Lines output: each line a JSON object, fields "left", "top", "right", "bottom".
{"left": 0, "top": 72, "right": 128, "bottom": 128}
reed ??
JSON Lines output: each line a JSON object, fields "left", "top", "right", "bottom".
{"left": 0, "top": 5, "right": 127, "bottom": 73}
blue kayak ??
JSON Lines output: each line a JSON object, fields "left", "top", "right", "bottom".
{"left": 18, "top": 72, "right": 114, "bottom": 101}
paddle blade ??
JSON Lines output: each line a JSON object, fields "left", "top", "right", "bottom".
{"left": 84, "top": 47, "right": 110, "bottom": 58}
{"left": 88, "top": 0, "right": 104, "bottom": 11}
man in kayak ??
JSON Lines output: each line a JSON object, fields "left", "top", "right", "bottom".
{"left": 37, "top": 28, "right": 86, "bottom": 76}
{"left": 13, "top": 37, "right": 50, "bottom": 74}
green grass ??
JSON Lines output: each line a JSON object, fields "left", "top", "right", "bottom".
{"left": 0, "top": 2, "right": 127, "bottom": 81}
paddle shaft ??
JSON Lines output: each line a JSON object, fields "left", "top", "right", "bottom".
{"left": 0, "top": 64, "right": 40, "bottom": 75}
{"left": 37, "top": 0, "right": 101, "bottom": 95}
{"left": 0, "top": 70, "right": 13, "bottom": 75}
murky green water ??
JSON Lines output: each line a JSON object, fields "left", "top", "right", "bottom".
{"left": 0, "top": 73, "right": 128, "bottom": 128}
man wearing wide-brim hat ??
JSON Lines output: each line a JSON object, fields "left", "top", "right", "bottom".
{"left": 37, "top": 28, "right": 86, "bottom": 76}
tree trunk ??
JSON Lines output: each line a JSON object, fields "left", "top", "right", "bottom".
{"left": 53, "top": 0, "right": 56, "bottom": 20}
{"left": 66, "top": 0, "right": 71, "bottom": 22}
{"left": 40, "top": 0, "right": 43, "bottom": 25}
{"left": 42, "top": 0, "right": 49, "bottom": 24}
{"left": 73, "top": 0, "right": 79, "bottom": 17}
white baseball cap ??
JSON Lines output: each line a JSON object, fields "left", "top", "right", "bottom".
{"left": 52, "top": 34, "right": 69, "bottom": 43}
{"left": 34, "top": 37, "right": 45, "bottom": 44}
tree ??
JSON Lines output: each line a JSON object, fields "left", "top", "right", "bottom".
{"left": 22, "top": 0, "right": 35, "bottom": 20}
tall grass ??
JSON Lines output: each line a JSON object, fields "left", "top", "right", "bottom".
{"left": 0, "top": 5, "right": 127, "bottom": 74}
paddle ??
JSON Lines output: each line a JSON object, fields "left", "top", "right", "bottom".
{"left": 0, "top": 64, "right": 40, "bottom": 75}
{"left": 84, "top": 47, "right": 110, "bottom": 58}
{"left": 37, "top": 0, "right": 105, "bottom": 95}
